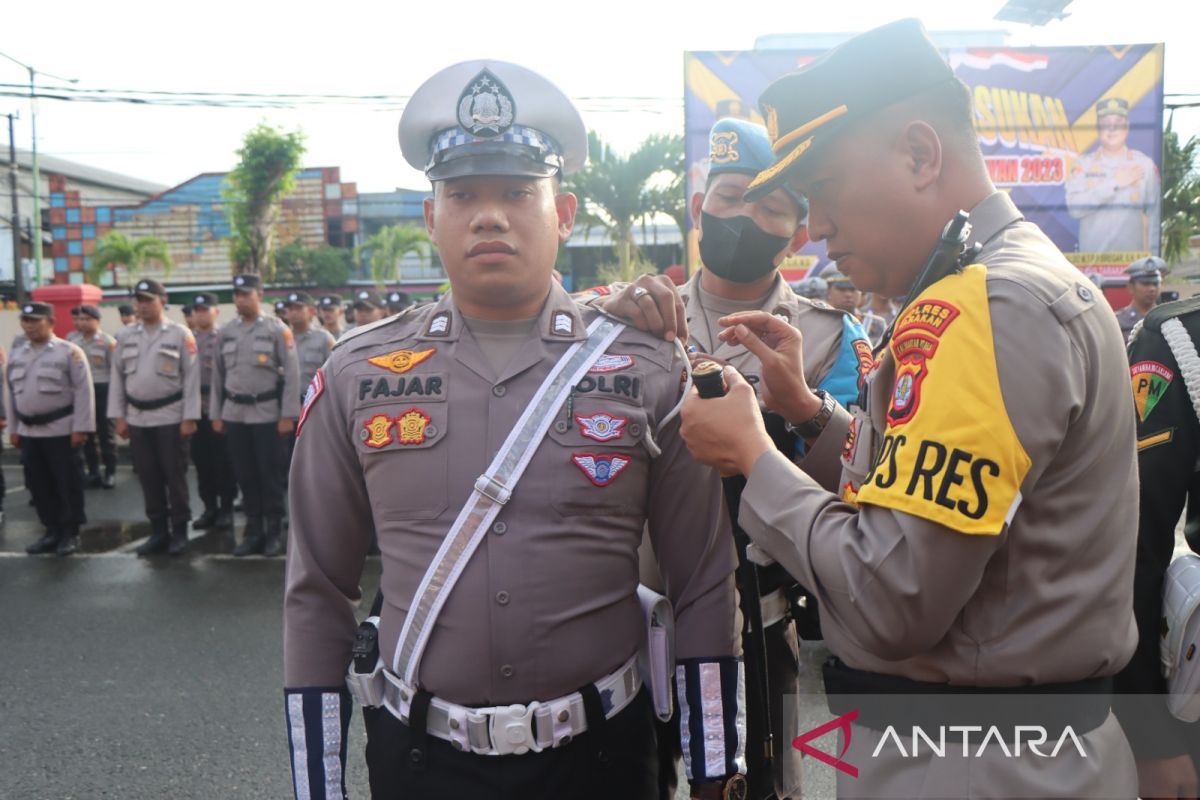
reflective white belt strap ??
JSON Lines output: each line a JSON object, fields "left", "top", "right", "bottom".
{"left": 1163, "top": 318, "right": 1200, "bottom": 424}
{"left": 381, "top": 654, "right": 642, "bottom": 756}
{"left": 393, "top": 317, "right": 627, "bottom": 683}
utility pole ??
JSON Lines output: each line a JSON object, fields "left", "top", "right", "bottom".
{"left": 7, "top": 111, "right": 26, "bottom": 303}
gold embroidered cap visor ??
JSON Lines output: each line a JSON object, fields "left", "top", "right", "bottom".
{"left": 743, "top": 18, "right": 957, "bottom": 202}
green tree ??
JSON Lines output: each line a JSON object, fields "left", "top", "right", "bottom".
{"left": 565, "top": 131, "right": 685, "bottom": 282}
{"left": 275, "top": 241, "right": 354, "bottom": 288}
{"left": 224, "top": 123, "right": 306, "bottom": 279}
{"left": 88, "top": 230, "right": 173, "bottom": 286}
{"left": 355, "top": 224, "right": 433, "bottom": 286}
{"left": 1162, "top": 118, "right": 1200, "bottom": 264}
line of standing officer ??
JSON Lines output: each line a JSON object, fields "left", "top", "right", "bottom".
{"left": 9, "top": 302, "right": 94, "bottom": 556}
{"left": 109, "top": 279, "right": 201, "bottom": 557}
{"left": 280, "top": 291, "right": 334, "bottom": 485}
{"left": 69, "top": 303, "right": 117, "bottom": 488}
{"left": 188, "top": 291, "right": 237, "bottom": 531}
{"left": 210, "top": 273, "right": 299, "bottom": 558}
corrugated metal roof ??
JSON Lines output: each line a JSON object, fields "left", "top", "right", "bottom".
{"left": 0, "top": 148, "right": 166, "bottom": 196}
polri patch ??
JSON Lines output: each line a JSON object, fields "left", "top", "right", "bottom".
{"left": 1131, "top": 360, "right": 1174, "bottom": 422}
{"left": 589, "top": 354, "right": 635, "bottom": 374}
{"left": 575, "top": 412, "right": 628, "bottom": 443}
{"left": 367, "top": 348, "right": 436, "bottom": 375}
{"left": 395, "top": 408, "right": 432, "bottom": 445}
{"left": 361, "top": 414, "right": 394, "bottom": 449}
{"left": 296, "top": 368, "right": 325, "bottom": 437}
{"left": 571, "top": 453, "right": 633, "bottom": 487}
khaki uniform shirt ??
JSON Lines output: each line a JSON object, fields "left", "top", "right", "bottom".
{"left": 739, "top": 191, "right": 1137, "bottom": 687}
{"left": 210, "top": 315, "right": 300, "bottom": 423}
{"left": 7, "top": 336, "right": 95, "bottom": 438}
{"left": 1114, "top": 304, "right": 1146, "bottom": 343}
{"left": 194, "top": 327, "right": 219, "bottom": 418}
{"left": 109, "top": 320, "right": 201, "bottom": 427}
{"left": 67, "top": 330, "right": 116, "bottom": 385}
{"left": 294, "top": 327, "right": 336, "bottom": 401}
{"left": 284, "top": 284, "right": 739, "bottom": 705}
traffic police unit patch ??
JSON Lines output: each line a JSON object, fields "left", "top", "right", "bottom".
{"left": 575, "top": 412, "right": 628, "bottom": 443}
{"left": 1130, "top": 360, "right": 1174, "bottom": 422}
{"left": 571, "top": 453, "right": 632, "bottom": 487}
{"left": 367, "top": 348, "right": 436, "bottom": 375}
{"left": 589, "top": 354, "right": 635, "bottom": 374}
{"left": 296, "top": 368, "right": 325, "bottom": 438}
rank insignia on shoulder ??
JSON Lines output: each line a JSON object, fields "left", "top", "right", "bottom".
{"left": 1131, "top": 360, "right": 1174, "bottom": 422}
{"left": 427, "top": 312, "right": 452, "bottom": 337}
{"left": 184, "top": 333, "right": 198, "bottom": 355}
{"left": 589, "top": 354, "right": 634, "bottom": 374}
{"left": 571, "top": 453, "right": 632, "bottom": 487}
{"left": 395, "top": 407, "right": 432, "bottom": 445}
{"left": 575, "top": 412, "right": 628, "bottom": 442}
{"left": 361, "top": 414, "right": 395, "bottom": 449}
{"left": 296, "top": 369, "right": 325, "bottom": 438}
{"left": 552, "top": 312, "right": 575, "bottom": 336}
{"left": 367, "top": 348, "right": 436, "bottom": 375}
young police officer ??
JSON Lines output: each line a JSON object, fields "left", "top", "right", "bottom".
{"left": 189, "top": 292, "right": 237, "bottom": 530}
{"left": 283, "top": 60, "right": 744, "bottom": 800}
{"left": 68, "top": 304, "right": 117, "bottom": 488}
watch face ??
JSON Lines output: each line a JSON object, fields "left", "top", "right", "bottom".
{"left": 723, "top": 774, "right": 748, "bottom": 800}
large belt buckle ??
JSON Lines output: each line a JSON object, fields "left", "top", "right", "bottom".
{"left": 486, "top": 701, "right": 543, "bottom": 755}
{"left": 474, "top": 475, "right": 512, "bottom": 505}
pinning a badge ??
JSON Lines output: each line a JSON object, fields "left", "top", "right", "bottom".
{"left": 361, "top": 414, "right": 395, "bottom": 449}
{"left": 296, "top": 369, "right": 325, "bottom": 438}
{"left": 457, "top": 68, "right": 516, "bottom": 138}
{"left": 395, "top": 407, "right": 432, "bottom": 445}
{"left": 427, "top": 312, "right": 452, "bottom": 337}
{"left": 367, "top": 348, "right": 436, "bottom": 375}
{"left": 571, "top": 453, "right": 632, "bottom": 487}
{"left": 575, "top": 412, "right": 628, "bottom": 443}
{"left": 589, "top": 354, "right": 634, "bottom": 374}
{"left": 552, "top": 312, "right": 575, "bottom": 337}
{"left": 1131, "top": 360, "right": 1174, "bottom": 422}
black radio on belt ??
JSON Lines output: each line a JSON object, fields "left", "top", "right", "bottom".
{"left": 351, "top": 619, "right": 380, "bottom": 674}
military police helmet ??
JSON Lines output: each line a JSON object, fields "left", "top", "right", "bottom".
{"left": 400, "top": 60, "right": 588, "bottom": 181}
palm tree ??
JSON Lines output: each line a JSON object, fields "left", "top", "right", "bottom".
{"left": 355, "top": 224, "right": 433, "bottom": 286}
{"left": 1162, "top": 118, "right": 1200, "bottom": 264}
{"left": 88, "top": 231, "right": 174, "bottom": 286}
{"left": 565, "top": 131, "right": 685, "bottom": 281}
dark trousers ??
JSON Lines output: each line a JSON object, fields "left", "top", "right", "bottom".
{"left": 365, "top": 690, "right": 659, "bottom": 800}
{"left": 0, "top": 438, "right": 6, "bottom": 509}
{"left": 82, "top": 383, "right": 116, "bottom": 477}
{"left": 21, "top": 435, "right": 85, "bottom": 531}
{"left": 224, "top": 421, "right": 284, "bottom": 522}
{"left": 191, "top": 416, "right": 236, "bottom": 511}
{"left": 129, "top": 424, "right": 190, "bottom": 528}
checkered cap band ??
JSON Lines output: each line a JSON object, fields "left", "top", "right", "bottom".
{"left": 430, "top": 124, "right": 562, "bottom": 163}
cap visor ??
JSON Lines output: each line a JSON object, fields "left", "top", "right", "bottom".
{"left": 428, "top": 152, "right": 559, "bottom": 181}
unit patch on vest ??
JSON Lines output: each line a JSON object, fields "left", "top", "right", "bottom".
{"left": 589, "top": 354, "right": 635, "bottom": 374}
{"left": 361, "top": 414, "right": 394, "bottom": 449}
{"left": 395, "top": 408, "right": 432, "bottom": 445}
{"left": 853, "top": 265, "right": 1031, "bottom": 536}
{"left": 1131, "top": 360, "right": 1174, "bottom": 422}
{"left": 575, "top": 412, "right": 628, "bottom": 443}
{"left": 571, "top": 453, "right": 632, "bottom": 487}
{"left": 367, "top": 348, "right": 436, "bottom": 375}
{"left": 296, "top": 368, "right": 325, "bottom": 438}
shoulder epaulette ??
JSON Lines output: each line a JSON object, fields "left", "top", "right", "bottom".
{"left": 333, "top": 305, "right": 423, "bottom": 350}
{"left": 1145, "top": 295, "right": 1200, "bottom": 333}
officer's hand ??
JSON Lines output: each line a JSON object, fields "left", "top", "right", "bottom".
{"left": 718, "top": 310, "right": 823, "bottom": 427}
{"left": 9, "top": 432, "right": 18, "bottom": 448}
{"left": 70, "top": 432, "right": 87, "bottom": 448}
{"left": 277, "top": 417, "right": 295, "bottom": 437}
{"left": 1136, "top": 755, "right": 1199, "bottom": 799}
{"left": 212, "top": 419, "right": 225, "bottom": 435}
{"left": 594, "top": 274, "right": 688, "bottom": 343}
{"left": 180, "top": 419, "right": 197, "bottom": 439}
{"left": 680, "top": 366, "right": 774, "bottom": 476}
{"left": 114, "top": 418, "right": 130, "bottom": 440}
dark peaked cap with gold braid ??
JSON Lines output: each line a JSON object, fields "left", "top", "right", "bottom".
{"left": 745, "top": 18, "right": 957, "bottom": 201}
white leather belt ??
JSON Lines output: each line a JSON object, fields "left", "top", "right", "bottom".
{"left": 381, "top": 653, "right": 641, "bottom": 756}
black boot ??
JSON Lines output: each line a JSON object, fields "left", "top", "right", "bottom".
{"left": 168, "top": 520, "right": 189, "bottom": 556}
{"left": 262, "top": 517, "right": 286, "bottom": 558}
{"left": 233, "top": 518, "right": 265, "bottom": 557}
{"left": 193, "top": 506, "right": 219, "bottom": 530}
{"left": 136, "top": 521, "right": 171, "bottom": 556}
{"left": 101, "top": 471, "right": 116, "bottom": 490}
{"left": 26, "top": 529, "right": 59, "bottom": 555}
{"left": 56, "top": 526, "right": 80, "bottom": 556}
{"left": 86, "top": 472, "right": 103, "bottom": 489}
{"left": 214, "top": 506, "right": 234, "bottom": 529}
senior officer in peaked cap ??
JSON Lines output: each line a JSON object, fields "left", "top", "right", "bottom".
{"left": 1115, "top": 255, "right": 1166, "bottom": 343}
{"left": 673, "top": 19, "right": 1138, "bottom": 798}
{"left": 9, "top": 302, "right": 94, "bottom": 555}
{"left": 211, "top": 273, "right": 300, "bottom": 557}
{"left": 283, "top": 60, "right": 744, "bottom": 800}
{"left": 110, "top": 279, "right": 202, "bottom": 556}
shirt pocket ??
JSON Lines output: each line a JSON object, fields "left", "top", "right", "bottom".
{"left": 251, "top": 339, "right": 277, "bottom": 371}
{"left": 35, "top": 365, "right": 65, "bottom": 394}
{"left": 8, "top": 364, "right": 27, "bottom": 392}
{"left": 157, "top": 345, "right": 181, "bottom": 378}
{"left": 546, "top": 397, "right": 650, "bottom": 517}
{"left": 221, "top": 339, "right": 239, "bottom": 368}
{"left": 356, "top": 403, "right": 449, "bottom": 521}
{"left": 121, "top": 343, "right": 140, "bottom": 376}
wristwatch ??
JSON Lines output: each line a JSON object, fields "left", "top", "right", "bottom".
{"left": 785, "top": 388, "right": 837, "bottom": 439}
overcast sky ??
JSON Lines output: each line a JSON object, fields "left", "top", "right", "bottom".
{"left": 3, "top": 0, "right": 1197, "bottom": 195}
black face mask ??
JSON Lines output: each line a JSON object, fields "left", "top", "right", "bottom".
{"left": 698, "top": 211, "right": 792, "bottom": 284}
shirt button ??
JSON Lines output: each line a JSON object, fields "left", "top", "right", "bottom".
{"left": 495, "top": 591, "right": 510, "bottom": 606}
{"left": 553, "top": 420, "right": 569, "bottom": 433}
{"left": 492, "top": 521, "right": 507, "bottom": 535}
{"left": 500, "top": 664, "right": 514, "bottom": 678}
{"left": 492, "top": 384, "right": 507, "bottom": 397}
{"left": 1076, "top": 284, "right": 1093, "bottom": 301}
{"left": 628, "top": 423, "right": 642, "bottom": 438}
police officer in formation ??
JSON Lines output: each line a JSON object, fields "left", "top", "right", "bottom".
{"left": 211, "top": 273, "right": 299, "bottom": 558}
{"left": 351, "top": 288, "right": 387, "bottom": 327}
{"left": 69, "top": 304, "right": 117, "bottom": 488}
{"left": 281, "top": 291, "right": 334, "bottom": 478}
{"left": 385, "top": 289, "right": 413, "bottom": 316}
{"left": 636, "top": 20, "right": 1137, "bottom": 797}
{"left": 317, "top": 294, "right": 346, "bottom": 338}
{"left": 9, "top": 302, "right": 94, "bottom": 556}
{"left": 1115, "top": 294, "right": 1200, "bottom": 798}
{"left": 188, "top": 292, "right": 237, "bottom": 530}
{"left": 284, "top": 60, "right": 744, "bottom": 800}
{"left": 109, "top": 279, "right": 201, "bottom": 557}
{"left": 1115, "top": 255, "right": 1166, "bottom": 343}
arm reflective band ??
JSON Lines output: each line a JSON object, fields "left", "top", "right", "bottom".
{"left": 676, "top": 657, "right": 746, "bottom": 782}
{"left": 284, "top": 687, "right": 352, "bottom": 800}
